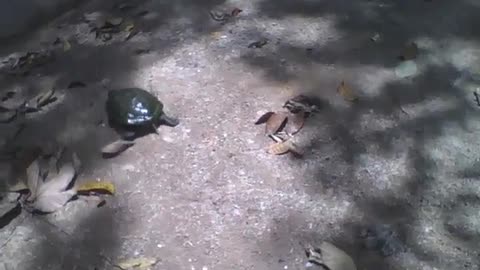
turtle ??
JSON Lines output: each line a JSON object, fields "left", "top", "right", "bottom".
{"left": 106, "top": 87, "right": 179, "bottom": 139}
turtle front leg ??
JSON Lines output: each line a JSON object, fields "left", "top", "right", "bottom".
{"left": 159, "top": 114, "right": 180, "bottom": 127}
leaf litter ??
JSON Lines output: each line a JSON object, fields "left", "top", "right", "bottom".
{"left": 0, "top": 147, "right": 117, "bottom": 215}
{"left": 254, "top": 94, "right": 321, "bottom": 157}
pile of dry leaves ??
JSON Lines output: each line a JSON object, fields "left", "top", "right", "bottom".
{"left": 0, "top": 147, "right": 115, "bottom": 229}
{"left": 255, "top": 95, "right": 320, "bottom": 157}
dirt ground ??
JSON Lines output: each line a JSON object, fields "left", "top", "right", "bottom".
{"left": 0, "top": 0, "right": 480, "bottom": 269}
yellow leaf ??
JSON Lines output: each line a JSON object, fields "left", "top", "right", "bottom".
{"left": 63, "top": 40, "right": 71, "bottom": 51}
{"left": 117, "top": 257, "right": 158, "bottom": 269}
{"left": 76, "top": 180, "right": 115, "bottom": 195}
{"left": 210, "top": 31, "right": 222, "bottom": 39}
{"left": 337, "top": 81, "right": 357, "bottom": 102}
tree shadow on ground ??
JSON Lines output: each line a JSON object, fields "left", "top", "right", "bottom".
{"left": 243, "top": 0, "right": 480, "bottom": 268}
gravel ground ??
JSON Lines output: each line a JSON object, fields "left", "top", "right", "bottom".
{"left": 0, "top": 0, "right": 480, "bottom": 269}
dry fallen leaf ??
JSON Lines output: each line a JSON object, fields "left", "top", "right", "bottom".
{"left": 63, "top": 40, "right": 71, "bottom": 51}
{"left": 254, "top": 111, "right": 274, "bottom": 125}
{"left": 117, "top": 257, "right": 158, "bottom": 269}
{"left": 35, "top": 89, "right": 56, "bottom": 108}
{"left": 24, "top": 154, "right": 79, "bottom": 213}
{"left": 101, "top": 140, "right": 135, "bottom": 158}
{"left": 265, "top": 112, "right": 288, "bottom": 136}
{"left": 77, "top": 180, "right": 115, "bottom": 195}
{"left": 306, "top": 242, "right": 357, "bottom": 270}
{"left": 337, "top": 81, "right": 357, "bottom": 102}
{"left": 400, "top": 42, "right": 418, "bottom": 60}
{"left": 267, "top": 140, "right": 302, "bottom": 156}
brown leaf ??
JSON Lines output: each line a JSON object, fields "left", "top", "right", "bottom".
{"left": 306, "top": 242, "right": 357, "bottom": 270}
{"left": 231, "top": 8, "right": 243, "bottom": 17}
{"left": 399, "top": 42, "right": 418, "bottom": 60}
{"left": 101, "top": 140, "right": 135, "bottom": 158}
{"left": 265, "top": 112, "right": 288, "bottom": 135}
{"left": 337, "top": 81, "right": 357, "bottom": 102}
{"left": 254, "top": 111, "right": 274, "bottom": 125}
{"left": 285, "top": 111, "right": 305, "bottom": 135}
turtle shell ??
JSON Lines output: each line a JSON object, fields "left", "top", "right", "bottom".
{"left": 106, "top": 88, "right": 164, "bottom": 126}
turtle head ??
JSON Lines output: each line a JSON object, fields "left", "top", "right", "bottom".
{"left": 158, "top": 114, "right": 179, "bottom": 127}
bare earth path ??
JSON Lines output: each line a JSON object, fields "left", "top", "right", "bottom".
{"left": 0, "top": 0, "right": 480, "bottom": 269}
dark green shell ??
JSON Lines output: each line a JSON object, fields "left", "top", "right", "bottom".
{"left": 106, "top": 88, "right": 164, "bottom": 126}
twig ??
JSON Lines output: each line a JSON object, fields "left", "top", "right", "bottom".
{"left": 474, "top": 91, "right": 480, "bottom": 107}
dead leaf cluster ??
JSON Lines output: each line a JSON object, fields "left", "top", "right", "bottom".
{"left": 209, "top": 7, "right": 243, "bottom": 23}
{"left": 84, "top": 12, "right": 137, "bottom": 41}
{"left": 255, "top": 95, "right": 320, "bottom": 157}
{"left": 0, "top": 88, "right": 58, "bottom": 124}
{"left": 2, "top": 50, "right": 54, "bottom": 76}
{"left": 0, "top": 147, "right": 116, "bottom": 225}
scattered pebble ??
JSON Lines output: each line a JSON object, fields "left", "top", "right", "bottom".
{"left": 395, "top": 60, "right": 418, "bottom": 78}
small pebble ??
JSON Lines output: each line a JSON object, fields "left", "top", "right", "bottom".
{"left": 395, "top": 60, "right": 418, "bottom": 78}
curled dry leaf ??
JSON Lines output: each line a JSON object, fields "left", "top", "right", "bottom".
{"left": 337, "top": 81, "right": 357, "bottom": 102}
{"left": 283, "top": 94, "right": 319, "bottom": 114}
{"left": 399, "top": 42, "right": 418, "bottom": 60}
{"left": 254, "top": 111, "right": 274, "bottom": 125}
{"left": 117, "top": 257, "right": 158, "bottom": 269}
{"left": 265, "top": 112, "right": 288, "bottom": 135}
{"left": 101, "top": 140, "right": 135, "bottom": 158}
{"left": 306, "top": 242, "right": 357, "bottom": 270}
{"left": 77, "top": 180, "right": 115, "bottom": 195}
{"left": 267, "top": 140, "right": 302, "bottom": 156}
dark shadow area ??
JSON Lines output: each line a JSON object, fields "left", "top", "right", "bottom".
{"left": 244, "top": 0, "right": 480, "bottom": 268}
{"left": 24, "top": 206, "right": 124, "bottom": 270}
